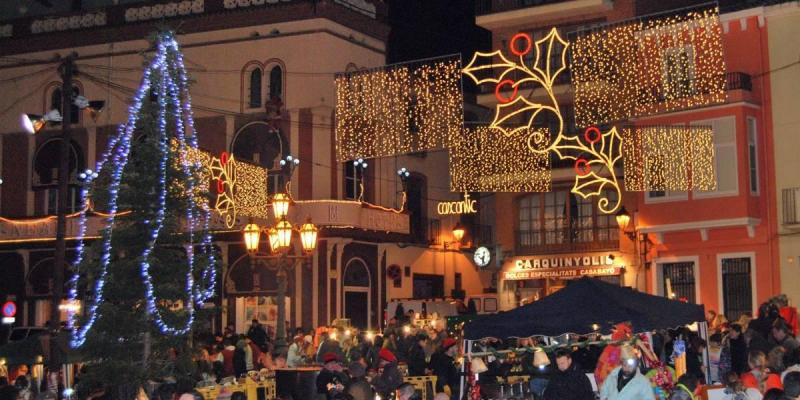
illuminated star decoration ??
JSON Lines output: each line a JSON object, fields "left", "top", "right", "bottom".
{"left": 67, "top": 32, "right": 217, "bottom": 347}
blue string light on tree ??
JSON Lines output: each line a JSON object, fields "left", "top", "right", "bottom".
{"left": 67, "top": 32, "right": 217, "bottom": 347}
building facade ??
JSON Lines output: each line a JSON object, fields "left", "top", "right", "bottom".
{"left": 0, "top": 0, "right": 491, "bottom": 334}
{"left": 764, "top": 2, "right": 800, "bottom": 308}
{"left": 475, "top": 0, "right": 784, "bottom": 319}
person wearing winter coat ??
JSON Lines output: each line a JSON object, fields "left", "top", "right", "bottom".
{"left": 371, "top": 349, "right": 405, "bottom": 398}
{"left": 406, "top": 334, "right": 429, "bottom": 376}
{"left": 599, "top": 350, "right": 656, "bottom": 400}
{"left": 429, "top": 338, "right": 460, "bottom": 398}
{"left": 543, "top": 348, "right": 594, "bottom": 400}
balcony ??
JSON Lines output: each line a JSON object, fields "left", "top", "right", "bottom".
{"left": 476, "top": 0, "right": 613, "bottom": 30}
{"left": 516, "top": 227, "right": 618, "bottom": 254}
{"left": 783, "top": 188, "right": 800, "bottom": 228}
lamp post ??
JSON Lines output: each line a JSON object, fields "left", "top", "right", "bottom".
{"left": 616, "top": 206, "right": 652, "bottom": 282}
{"left": 19, "top": 54, "right": 105, "bottom": 369}
{"left": 241, "top": 155, "right": 316, "bottom": 355}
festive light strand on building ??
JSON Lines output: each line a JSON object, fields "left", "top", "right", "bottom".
{"left": 449, "top": 127, "right": 551, "bottom": 192}
{"left": 67, "top": 32, "right": 216, "bottom": 346}
{"left": 335, "top": 57, "right": 463, "bottom": 161}
{"left": 571, "top": 8, "right": 726, "bottom": 127}
{"left": 621, "top": 125, "right": 716, "bottom": 191}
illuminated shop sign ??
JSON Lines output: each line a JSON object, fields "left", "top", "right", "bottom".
{"left": 503, "top": 254, "right": 621, "bottom": 280}
{"left": 437, "top": 193, "right": 477, "bottom": 215}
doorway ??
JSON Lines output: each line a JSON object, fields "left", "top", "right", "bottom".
{"left": 343, "top": 259, "right": 371, "bottom": 330}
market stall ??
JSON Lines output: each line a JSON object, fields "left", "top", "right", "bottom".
{"left": 460, "top": 277, "right": 709, "bottom": 395}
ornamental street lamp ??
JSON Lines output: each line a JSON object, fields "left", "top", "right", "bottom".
{"left": 18, "top": 54, "right": 105, "bottom": 370}
{"left": 241, "top": 155, "right": 316, "bottom": 355}
{"left": 452, "top": 222, "right": 466, "bottom": 242}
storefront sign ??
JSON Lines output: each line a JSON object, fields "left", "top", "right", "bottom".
{"left": 437, "top": 193, "right": 477, "bottom": 215}
{"left": 503, "top": 253, "right": 622, "bottom": 281}
{"left": 504, "top": 266, "right": 621, "bottom": 280}
{"left": 514, "top": 255, "right": 613, "bottom": 270}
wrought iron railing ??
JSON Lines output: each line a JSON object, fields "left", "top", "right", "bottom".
{"left": 516, "top": 227, "right": 618, "bottom": 254}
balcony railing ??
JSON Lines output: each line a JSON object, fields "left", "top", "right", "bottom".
{"left": 476, "top": 0, "right": 568, "bottom": 15}
{"left": 783, "top": 188, "right": 800, "bottom": 225}
{"left": 516, "top": 227, "right": 618, "bottom": 254}
{"left": 475, "top": 224, "right": 494, "bottom": 245}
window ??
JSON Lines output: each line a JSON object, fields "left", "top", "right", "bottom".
{"left": 33, "top": 139, "right": 84, "bottom": 215}
{"left": 646, "top": 190, "right": 688, "bottom": 203}
{"left": 344, "top": 161, "right": 366, "bottom": 200}
{"left": 50, "top": 85, "right": 81, "bottom": 124}
{"left": 747, "top": 117, "right": 759, "bottom": 195}
{"left": 662, "top": 262, "right": 696, "bottom": 303}
{"left": 662, "top": 46, "right": 695, "bottom": 99}
{"left": 524, "top": 29, "right": 570, "bottom": 84}
{"left": 721, "top": 257, "right": 753, "bottom": 321}
{"left": 693, "top": 117, "right": 738, "bottom": 197}
{"left": 517, "top": 189, "right": 619, "bottom": 251}
{"left": 45, "top": 187, "right": 80, "bottom": 215}
{"left": 248, "top": 67, "right": 262, "bottom": 109}
{"left": 269, "top": 65, "right": 283, "bottom": 101}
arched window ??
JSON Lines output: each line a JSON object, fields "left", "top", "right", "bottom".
{"left": 231, "top": 122, "right": 286, "bottom": 194}
{"left": 249, "top": 67, "right": 262, "bottom": 109}
{"left": 343, "top": 259, "right": 370, "bottom": 287}
{"left": 269, "top": 65, "right": 283, "bottom": 101}
{"left": 50, "top": 85, "right": 81, "bottom": 124}
{"left": 33, "top": 139, "right": 84, "bottom": 214}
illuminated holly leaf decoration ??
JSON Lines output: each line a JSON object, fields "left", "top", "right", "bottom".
{"left": 532, "top": 28, "right": 570, "bottom": 87}
{"left": 572, "top": 171, "right": 622, "bottom": 214}
{"left": 491, "top": 96, "right": 548, "bottom": 137}
{"left": 462, "top": 50, "right": 518, "bottom": 86}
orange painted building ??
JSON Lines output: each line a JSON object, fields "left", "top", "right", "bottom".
{"left": 634, "top": 9, "right": 779, "bottom": 321}
{"left": 476, "top": 1, "right": 783, "bottom": 319}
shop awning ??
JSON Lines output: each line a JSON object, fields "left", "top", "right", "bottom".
{"left": 463, "top": 277, "right": 705, "bottom": 340}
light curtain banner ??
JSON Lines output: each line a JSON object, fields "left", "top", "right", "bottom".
{"left": 571, "top": 8, "right": 726, "bottom": 127}
{"left": 335, "top": 56, "right": 464, "bottom": 161}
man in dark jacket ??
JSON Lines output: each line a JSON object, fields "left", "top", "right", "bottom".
{"left": 429, "top": 338, "right": 460, "bottom": 400}
{"left": 246, "top": 319, "right": 268, "bottom": 351}
{"left": 371, "top": 348, "right": 404, "bottom": 398}
{"left": 406, "top": 334, "right": 428, "bottom": 376}
{"left": 543, "top": 348, "right": 594, "bottom": 400}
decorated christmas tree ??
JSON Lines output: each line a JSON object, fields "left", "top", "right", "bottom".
{"left": 68, "top": 31, "right": 217, "bottom": 397}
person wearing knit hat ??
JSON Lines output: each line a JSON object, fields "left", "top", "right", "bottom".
{"left": 430, "top": 337, "right": 460, "bottom": 399}
{"left": 316, "top": 352, "right": 349, "bottom": 400}
{"left": 371, "top": 347, "right": 404, "bottom": 398}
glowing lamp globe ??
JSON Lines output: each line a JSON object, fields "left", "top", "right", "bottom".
{"left": 615, "top": 206, "right": 631, "bottom": 231}
{"left": 276, "top": 219, "right": 293, "bottom": 250}
{"left": 272, "top": 193, "right": 290, "bottom": 220}
{"left": 452, "top": 222, "right": 465, "bottom": 242}
{"left": 243, "top": 223, "right": 261, "bottom": 252}
{"left": 299, "top": 219, "right": 318, "bottom": 253}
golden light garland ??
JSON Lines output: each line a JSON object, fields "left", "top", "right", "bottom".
{"left": 621, "top": 125, "right": 716, "bottom": 191}
{"left": 571, "top": 8, "right": 726, "bottom": 127}
{"left": 335, "top": 57, "right": 463, "bottom": 161}
{"left": 459, "top": 12, "right": 722, "bottom": 213}
{"left": 449, "top": 127, "right": 551, "bottom": 192}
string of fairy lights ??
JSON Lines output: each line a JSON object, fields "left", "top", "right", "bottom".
{"left": 67, "top": 32, "right": 217, "bottom": 347}
{"left": 335, "top": 57, "right": 463, "bottom": 162}
{"left": 571, "top": 8, "right": 726, "bottom": 127}
{"left": 621, "top": 125, "right": 716, "bottom": 192}
{"left": 449, "top": 127, "right": 551, "bottom": 192}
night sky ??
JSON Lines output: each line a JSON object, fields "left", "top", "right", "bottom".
{"left": 386, "top": 0, "right": 490, "bottom": 65}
